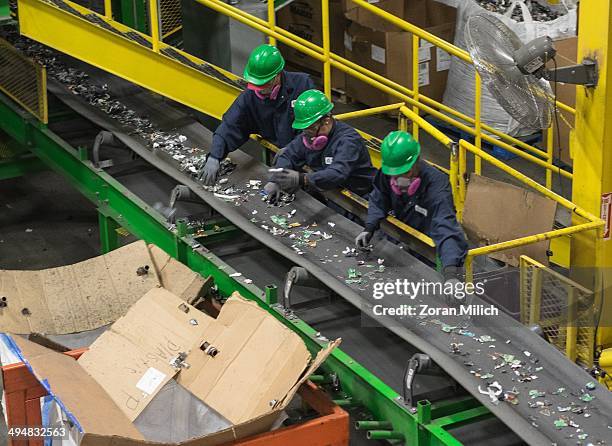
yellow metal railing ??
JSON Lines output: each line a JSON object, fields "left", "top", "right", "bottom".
{"left": 520, "top": 255, "right": 595, "bottom": 366}
{"left": 192, "top": 0, "right": 573, "bottom": 189}
{"left": 0, "top": 37, "right": 48, "bottom": 123}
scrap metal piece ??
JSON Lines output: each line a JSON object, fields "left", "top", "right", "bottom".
{"left": 136, "top": 265, "right": 150, "bottom": 276}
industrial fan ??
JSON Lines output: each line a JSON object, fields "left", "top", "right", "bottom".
{"left": 465, "top": 13, "right": 598, "bottom": 130}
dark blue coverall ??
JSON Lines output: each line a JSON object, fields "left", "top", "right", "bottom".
{"left": 365, "top": 161, "right": 468, "bottom": 268}
{"left": 275, "top": 120, "right": 376, "bottom": 196}
{"left": 209, "top": 71, "right": 315, "bottom": 160}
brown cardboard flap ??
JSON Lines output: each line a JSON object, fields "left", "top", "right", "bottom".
{"left": 280, "top": 338, "right": 342, "bottom": 407}
{"left": 462, "top": 175, "right": 557, "bottom": 266}
{"left": 78, "top": 288, "right": 212, "bottom": 421}
{"left": 9, "top": 336, "right": 143, "bottom": 440}
{"left": 0, "top": 241, "right": 160, "bottom": 334}
{"left": 179, "top": 293, "right": 312, "bottom": 425}
{"left": 147, "top": 244, "right": 207, "bottom": 302}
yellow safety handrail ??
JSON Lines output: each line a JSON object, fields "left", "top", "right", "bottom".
{"left": 196, "top": 0, "right": 573, "bottom": 191}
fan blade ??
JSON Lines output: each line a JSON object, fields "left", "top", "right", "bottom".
{"left": 465, "top": 13, "right": 554, "bottom": 130}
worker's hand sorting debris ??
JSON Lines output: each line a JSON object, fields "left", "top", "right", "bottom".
{"left": 355, "top": 231, "right": 373, "bottom": 249}
{"left": 270, "top": 168, "right": 303, "bottom": 191}
{"left": 264, "top": 181, "right": 282, "bottom": 204}
{"left": 199, "top": 156, "right": 220, "bottom": 185}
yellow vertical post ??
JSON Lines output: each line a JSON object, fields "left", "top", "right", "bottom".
{"left": 474, "top": 72, "right": 482, "bottom": 175}
{"left": 570, "top": 0, "right": 612, "bottom": 348}
{"left": 457, "top": 141, "right": 467, "bottom": 221}
{"left": 464, "top": 255, "right": 473, "bottom": 284}
{"left": 399, "top": 113, "right": 408, "bottom": 132}
{"left": 528, "top": 267, "right": 542, "bottom": 326}
{"left": 449, "top": 142, "right": 459, "bottom": 209}
{"left": 519, "top": 256, "right": 528, "bottom": 323}
{"left": 268, "top": 0, "right": 276, "bottom": 46}
{"left": 412, "top": 34, "right": 420, "bottom": 141}
{"left": 546, "top": 126, "right": 554, "bottom": 190}
{"left": 565, "top": 286, "right": 578, "bottom": 362}
{"left": 149, "top": 0, "right": 161, "bottom": 52}
{"left": 321, "top": 0, "right": 331, "bottom": 98}
{"left": 104, "top": 0, "right": 112, "bottom": 19}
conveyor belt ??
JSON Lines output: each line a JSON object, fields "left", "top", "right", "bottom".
{"left": 42, "top": 58, "right": 612, "bottom": 445}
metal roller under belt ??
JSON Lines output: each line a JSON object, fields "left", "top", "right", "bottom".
{"left": 44, "top": 59, "right": 612, "bottom": 445}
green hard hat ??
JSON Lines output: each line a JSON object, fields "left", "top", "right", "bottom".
{"left": 243, "top": 44, "right": 285, "bottom": 85}
{"left": 292, "top": 89, "right": 334, "bottom": 129}
{"left": 380, "top": 130, "right": 421, "bottom": 176}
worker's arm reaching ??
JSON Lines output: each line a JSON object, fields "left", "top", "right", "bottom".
{"left": 209, "top": 95, "right": 255, "bottom": 162}
{"left": 427, "top": 182, "right": 468, "bottom": 271}
{"left": 199, "top": 96, "right": 253, "bottom": 184}
{"left": 356, "top": 171, "right": 391, "bottom": 249}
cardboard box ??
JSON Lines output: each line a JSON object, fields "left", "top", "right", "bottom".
{"left": 0, "top": 241, "right": 207, "bottom": 334}
{"left": 342, "top": 0, "right": 457, "bottom": 32}
{"left": 543, "top": 36, "right": 577, "bottom": 166}
{"left": 342, "top": 0, "right": 456, "bottom": 32}
{"left": 344, "top": 20, "right": 455, "bottom": 107}
{"left": 3, "top": 288, "right": 339, "bottom": 444}
{"left": 462, "top": 175, "right": 557, "bottom": 267}
{"left": 277, "top": 0, "right": 348, "bottom": 90}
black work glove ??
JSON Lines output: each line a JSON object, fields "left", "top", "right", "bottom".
{"left": 270, "top": 168, "right": 304, "bottom": 191}
{"left": 199, "top": 156, "right": 221, "bottom": 186}
{"left": 355, "top": 231, "right": 373, "bottom": 249}
{"left": 264, "top": 182, "right": 282, "bottom": 204}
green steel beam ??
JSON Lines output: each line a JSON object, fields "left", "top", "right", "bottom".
{"left": 0, "top": 91, "right": 490, "bottom": 445}
{"left": 0, "top": 0, "right": 9, "bottom": 19}
{"left": 98, "top": 210, "right": 120, "bottom": 253}
{"left": 0, "top": 155, "right": 47, "bottom": 180}
{"left": 431, "top": 406, "right": 492, "bottom": 428}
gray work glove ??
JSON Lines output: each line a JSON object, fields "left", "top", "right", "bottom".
{"left": 199, "top": 156, "right": 220, "bottom": 185}
{"left": 442, "top": 266, "right": 467, "bottom": 306}
{"left": 264, "top": 182, "right": 282, "bottom": 204}
{"left": 355, "top": 231, "right": 373, "bottom": 249}
{"left": 270, "top": 168, "right": 303, "bottom": 191}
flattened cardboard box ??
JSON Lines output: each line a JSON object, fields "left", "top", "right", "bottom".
{"left": 462, "top": 174, "right": 557, "bottom": 266}
{"left": 0, "top": 241, "right": 207, "bottom": 334}
{"left": 0, "top": 241, "right": 160, "bottom": 334}
{"left": 5, "top": 288, "right": 340, "bottom": 445}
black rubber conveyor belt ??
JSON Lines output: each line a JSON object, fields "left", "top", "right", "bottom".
{"left": 45, "top": 60, "right": 612, "bottom": 446}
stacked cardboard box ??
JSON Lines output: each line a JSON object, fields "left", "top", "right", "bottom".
{"left": 277, "top": 0, "right": 349, "bottom": 90}
{"left": 342, "top": 0, "right": 456, "bottom": 107}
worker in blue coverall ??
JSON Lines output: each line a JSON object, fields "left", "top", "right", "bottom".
{"left": 355, "top": 131, "right": 469, "bottom": 294}
{"left": 199, "top": 44, "right": 315, "bottom": 185}
{"left": 264, "top": 89, "right": 376, "bottom": 204}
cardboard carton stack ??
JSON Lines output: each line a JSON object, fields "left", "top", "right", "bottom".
{"left": 277, "top": 0, "right": 349, "bottom": 91}
{"left": 3, "top": 288, "right": 339, "bottom": 444}
{"left": 343, "top": 0, "right": 456, "bottom": 108}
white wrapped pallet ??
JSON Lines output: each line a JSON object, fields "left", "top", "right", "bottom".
{"left": 439, "top": 0, "right": 577, "bottom": 136}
